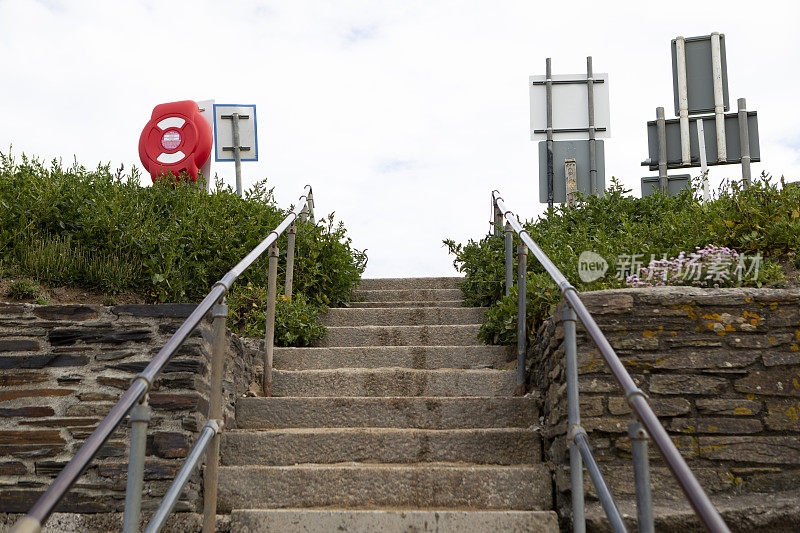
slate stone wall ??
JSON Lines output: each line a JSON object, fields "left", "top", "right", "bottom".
{"left": 531, "top": 287, "right": 800, "bottom": 514}
{"left": 0, "top": 303, "right": 257, "bottom": 515}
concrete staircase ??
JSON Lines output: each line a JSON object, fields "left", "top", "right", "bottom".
{"left": 217, "top": 277, "right": 557, "bottom": 532}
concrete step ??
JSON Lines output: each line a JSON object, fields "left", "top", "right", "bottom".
{"left": 358, "top": 277, "right": 464, "bottom": 291}
{"left": 235, "top": 396, "right": 539, "bottom": 429}
{"left": 221, "top": 428, "right": 541, "bottom": 466}
{"left": 318, "top": 325, "right": 481, "bottom": 347}
{"left": 347, "top": 300, "right": 464, "bottom": 308}
{"left": 230, "top": 509, "right": 559, "bottom": 532}
{"left": 217, "top": 463, "right": 553, "bottom": 512}
{"left": 322, "top": 307, "right": 486, "bottom": 327}
{"left": 354, "top": 289, "right": 463, "bottom": 303}
{"left": 274, "top": 345, "right": 513, "bottom": 370}
{"left": 271, "top": 368, "right": 515, "bottom": 397}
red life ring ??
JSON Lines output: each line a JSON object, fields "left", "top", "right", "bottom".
{"left": 138, "top": 100, "right": 212, "bottom": 183}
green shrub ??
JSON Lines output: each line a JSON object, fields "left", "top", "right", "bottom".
{"left": 446, "top": 175, "right": 792, "bottom": 345}
{"left": 227, "top": 284, "right": 326, "bottom": 346}
{"left": 8, "top": 279, "right": 43, "bottom": 300}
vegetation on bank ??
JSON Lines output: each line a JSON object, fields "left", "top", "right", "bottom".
{"left": 445, "top": 175, "right": 796, "bottom": 345}
{"left": 0, "top": 152, "right": 367, "bottom": 346}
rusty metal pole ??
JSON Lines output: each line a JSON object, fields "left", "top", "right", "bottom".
{"left": 201, "top": 298, "right": 228, "bottom": 533}
{"left": 285, "top": 222, "right": 296, "bottom": 299}
{"left": 263, "top": 243, "right": 279, "bottom": 396}
{"left": 515, "top": 243, "right": 528, "bottom": 396}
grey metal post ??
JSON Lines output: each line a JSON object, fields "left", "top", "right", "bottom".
{"left": 711, "top": 32, "right": 727, "bottom": 163}
{"left": 629, "top": 417, "right": 654, "bottom": 533}
{"left": 300, "top": 204, "right": 308, "bottom": 223}
{"left": 494, "top": 206, "right": 504, "bottom": 236}
{"left": 657, "top": 107, "right": 667, "bottom": 191}
{"left": 232, "top": 113, "right": 243, "bottom": 198}
{"left": 586, "top": 56, "right": 597, "bottom": 195}
{"left": 675, "top": 37, "right": 691, "bottom": 166}
{"left": 738, "top": 98, "right": 751, "bottom": 188}
{"left": 122, "top": 398, "right": 151, "bottom": 533}
{"left": 563, "top": 307, "right": 585, "bottom": 533}
{"left": 263, "top": 242, "right": 279, "bottom": 397}
{"left": 504, "top": 222, "right": 513, "bottom": 296}
{"left": 201, "top": 299, "right": 228, "bottom": 533}
{"left": 145, "top": 421, "right": 219, "bottom": 533}
{"left": 574, "top": 432, "right": 628, "bottom": 533}
{"left": 307, "top": 192, "right": 316, "bottom": 225}
{"left": 285, "top": 222, "right": 296, "bottom": 299}
{"left": 516, "top": 243, "right": 528, "bottom": 396}
{"left": 546, "top": 58, "right": 554, "bottom": 208}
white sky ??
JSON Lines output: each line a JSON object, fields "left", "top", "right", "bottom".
{"left": 1, "top": 0, "right": 798, "bottom": 277}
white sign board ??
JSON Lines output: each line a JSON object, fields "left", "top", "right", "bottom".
{"left": 529, "top": 73, "right": 611, "bottom": 141}
{"left": 213, "top": 104, "right": 258, "bottom": 162}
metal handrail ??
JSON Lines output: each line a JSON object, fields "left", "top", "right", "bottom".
{"left": 491, "top": 190, "right": 730, "bottom": 533}
{"left": 10, "top": 185, "right": 315, "bottom": 533}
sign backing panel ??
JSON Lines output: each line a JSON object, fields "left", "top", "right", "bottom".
{"left": 530, "top": 74, "right": 611, "bottom": 141}
{"left": 213, "top": 104, "right": 258, "bottom": 162}
{"left": 538, "top": 140, "right": 605, "bottom": 203}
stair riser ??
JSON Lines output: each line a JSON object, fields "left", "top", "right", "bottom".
{"left": 354, "top": 289, "right": 463, "bottom": 302}
{"left": 221, "top": 428, "right": 541, "bottom": 466}
{"left": 322, "top": 307, "right": 485, "bottom": 327}
{"left": 358, "top": 277, "right": 463, "bottom": 290}
{"left": 217, "top": 465, "right": 552, "bottom": 512}
{"left": 347, "top": 300, "right": 462, "bottom": 308}
{"left": 318, "top": 325, "right": 481, "bottom": 347}
{"left": 271, "top": 369, "right": 515, "bottom": 397}
{"left": 274, "top": 346, "right": 512, "bottom": 370}
{"left": 230, "top": 510, "right": 560, "bottom": 532}
{"left": 235, "top": 397, "right": 538, "bottom": 429}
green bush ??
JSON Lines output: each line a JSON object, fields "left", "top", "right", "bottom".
{"left": 446, "top": 175, "right": 793, "bottom": 345}
{"left": 227, "top": 284, "right": 326, "bottom": 346}
{"left": 0, "top": 152, "right": 366, "bottom": 301}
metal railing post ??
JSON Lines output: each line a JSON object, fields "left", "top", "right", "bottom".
{"left": 201, "top": 299, "right": 228, "bottom": 533}
{"left": 285, "top": 222, "right": 296, "bottom": 299}
{"left": 122, "top": 396, "right": 151, "bottom": 533}
{"left": 629, "top": 416, "right": 654, "bottom": 533}
{"left": 307, "top": 192, "right": 316, "bottom": 225}
{"left": 263, "top": 242, "right": 279, "bottom": 397}
{"left": 144, "top": 421, "right": 219, "bottom": 533}
{"left": 563, "top": 307, "right": 585, "bottom": 533}
{"left": 504, "top": 222, "right": 513, "bottom": 296}
{"left": 515, "top": 243, "right": 528, "bottom": 396}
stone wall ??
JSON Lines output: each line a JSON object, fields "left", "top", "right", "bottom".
{"left": 0, "top": 303, "right": 257, "bottom": 516}
{"left": 530, "top": 287, "right": 800, "bottom": 516}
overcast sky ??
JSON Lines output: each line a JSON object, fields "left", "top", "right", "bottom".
{"left": 1, "top": 0, "right": 798, "bottom": 278}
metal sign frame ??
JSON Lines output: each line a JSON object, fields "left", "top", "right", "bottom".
{"left": 641, "top": 174, "right": 691, "bottom": 197}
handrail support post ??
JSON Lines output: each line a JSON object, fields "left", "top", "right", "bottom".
{"left": 563, "top": 306, "right": 585, "bottom": 533}
{"left": 504, "top": 222, "right": 513, "bottom": 296}
{"left": 201, "top": 299, "right": 229, "bottom": 533}
{"left": 285, "top": 222, "right": 296, "bottom": 299}
{"left": 263, "top": 242, "right": 279, "bottom": 396}
{"left": 629, "top": 416, "right": 654, "bottom": 533}
{"left": 123, "top": 396, "right": 151, "bottom": 533}
{"left": 515, "top": 243, "right": 528, "bottom": 395}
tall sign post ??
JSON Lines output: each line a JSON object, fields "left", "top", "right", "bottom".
{"left": 213, "top": 104, "right": 258, "bottom": 198}
{"left": 530, "top": 57, "right": 611, "bottom": 206}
